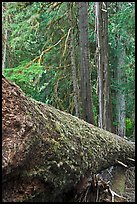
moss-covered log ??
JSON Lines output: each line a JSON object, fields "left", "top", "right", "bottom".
{"left": 2, "top": 76, "right": 135, "bottom": 202}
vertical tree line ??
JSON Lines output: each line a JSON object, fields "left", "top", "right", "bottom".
{"left": 95, "top": 2, "right": 112, "bottom": 132}
{"left": 2, "top": 2, "right": 8, "bottom": 73}
{"left": 68, "top": 2, "right": 80, "bottom": 118}
{"left": 78, "top": 2, "right": 95, "bottom": 125}
{"left": 115, "top": 3, "right": 126, "bottom": 137}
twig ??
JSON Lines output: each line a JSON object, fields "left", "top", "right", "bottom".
{"left": 116, "top": 160, "right": 128, "bottom": 168}
{"left": 24, "top": 34, "right": 66, "bottom": 68}
{"left": 63, "top": 28, "right": 71, "bottom": 57}
{"left": 109, "top": 188, "right": 127, "bottom": 202}
{"left": 127, "top": 157, "right": 135, "bottom": 162}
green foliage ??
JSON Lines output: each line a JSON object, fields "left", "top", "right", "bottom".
{"left": 108, "top": 2, "right": 135, "bottom": 136}
{"left": 37, "top": 68, "right": 73, "bottom": 111}
{"left": 4, "top": 62, "right": 44, "bottom": 100}
{"left": 126, "top": 118, "right": 134, "bottom": 138}
{"left": 4, "top": 2, "right": 74, "bottom": 112}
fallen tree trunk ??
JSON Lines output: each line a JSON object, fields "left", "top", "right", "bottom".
{"left": 2, "top": 76, "right": 135, "bottom": 202}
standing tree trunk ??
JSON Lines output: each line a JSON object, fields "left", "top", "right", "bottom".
{"left": 95, "top": 2, "right": 112, "bottom": 132}
{"left": 95, "top": 2, "right": 104, "bottom": 129}
{"left": 115, "top": 3, "right": 126, "bottom": 137}
{"left": 2, "top": 2, "right": 8, "bottom": 73}
{"left": 68, "top": 2, "right": 80, "bottom": 118}
{"left": 78, "top": 2, "right": 94, "bottom": 124}
{"left": 116, "top": 40, "right": 126, "bottom": 137}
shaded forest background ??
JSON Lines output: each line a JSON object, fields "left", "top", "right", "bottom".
{"left": 2, "top": 2, "right": 135, "bottom": 138}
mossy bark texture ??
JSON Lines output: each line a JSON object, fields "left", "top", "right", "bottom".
{"left": 2, "top": 76, "right": 135, "bottom": 202}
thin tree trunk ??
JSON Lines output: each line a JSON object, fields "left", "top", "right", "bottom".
{"left": 78, "top": 2, "right": 94, "bottom": 124}
{"left": 2, "top": 2, "right": 8, "bottom": 73}
{"left": 115, "top": 3, "right": 126, "bottom": 137}
{"left": 95, "top": 2, "right": 104, "bottom": 129}
{"left": 95, "top": 2, "right": 112, "bottom": 132}
{"left": 68, "top": 2, "right": 80, "bottom": 117}
{"left": 116, "top": 43, "right": 126, "bottom": 137}
{"left": 102, "top": 2, "right": 112, "bottom": 132}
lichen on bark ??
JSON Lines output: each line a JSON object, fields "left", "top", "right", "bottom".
{"left": 2, "top": 76, "right": 135, "bottom": 202}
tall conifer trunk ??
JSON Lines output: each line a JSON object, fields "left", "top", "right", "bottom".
{"left": 68, "top": 2, "right": 80, "bottom": 117}
{"left": 116, "top": 40, "right": 126, "bottom": 137}
{"left": 115, "top": 3, "right": 126, "bottom": 137}
{"left": 78, "top": 2, "right": 94, "bottom": 124}
{"left": 95, "top": 2, "right": 112, "bottom": 132}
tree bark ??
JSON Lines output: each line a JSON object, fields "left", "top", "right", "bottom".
{"left": 115, "top": 3, "right": 126, "bottom": 137}
{"left": 95, "top": 2, "right": 104, "bottom": 129}
{"left": 2, "top": 2, "right": 8, "bottom": 73}
{"left": 95, "top": 2, "right": 113, "bottom": 132}
{"left": 68, "top": 2, "right": 80, "bottom": 117}
{"left": 2, "top": 76, "right": 134, "bottom": 202}
{"left": 116, "top": 45, "right": 126, "bottom": 137}
{"left": 78, "top": 2, "right": 95, "bottom": 124}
